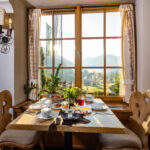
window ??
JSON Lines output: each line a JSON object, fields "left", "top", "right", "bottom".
{"left": 39, "top": 7, "right": 123, "bottom": 100}
{"left": 39, "top": 13, "right": 75, "bottom": 88}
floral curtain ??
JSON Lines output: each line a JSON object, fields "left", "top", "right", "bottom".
{"left": 28, "top": 9, "right": 41, "bottom": 100}
{"left": 120, "top": 4, "right": 136, "bottom": 103}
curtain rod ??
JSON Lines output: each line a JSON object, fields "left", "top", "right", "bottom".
{"left": 39, "top": 3, "right": 134, "bottom": 11}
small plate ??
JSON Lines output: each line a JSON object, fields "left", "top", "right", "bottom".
{"left": 37, "top": 112, "right": 54, "bottom": 120}
{"left": 51, "top": 103, "right": 62, "bottom": 110}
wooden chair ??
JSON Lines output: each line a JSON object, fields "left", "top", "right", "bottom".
{"left": 0, "top": 90, "right": 44, "bottom": 150}
{"left": 98, "top": 90, "right": 150, "bottom": 150}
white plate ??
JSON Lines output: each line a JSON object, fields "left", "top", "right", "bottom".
{"left": 51, "top": 103, "right": 62, "bottom": 110}
{"left": 91, "top": 103, "right": 107, "bottom": 111}
{"left": 37, "top": 112, "right": 54, "bottom": 120}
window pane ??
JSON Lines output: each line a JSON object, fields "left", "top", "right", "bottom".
{"left": 54, "top": 14, "right": 75, "bottom": 38}
{"left": 58, "top": 69, "right": 75, "bottom": 85}
{"left": 82, "top": 69, "right": 104, "bottom": 96}
{"left": 38, "top": 69, "right": 52, "bottom": 88}
{"left": 106, "top": 39, "right": 122, "bottom": 66}
{"left": 106, "top": 69, "right": 123, "bottom": 96}
{"left": 82, "top": 39, "right": 104, "bottom": 67}
{"left": 54, "top": 40, "right": 75, "bottom": 67}
{"left": 40, "top": 41, "right": 52, "bottom": 67}
{"left": 82, "top": 13, "right": 104, "bottom": 37}
{"left": 106, "top": 12, "right": 121, "bottom": 37}
{"left": 40, "top": 15, "right": 52, "bottom": 39}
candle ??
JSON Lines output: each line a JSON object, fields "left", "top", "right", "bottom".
{"left": 8, "top": 18, "right": 12, "bottom": 29}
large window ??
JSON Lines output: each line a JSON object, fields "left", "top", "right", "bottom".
{"left": 39, "top": 7, "right": 123, "bottom": 100}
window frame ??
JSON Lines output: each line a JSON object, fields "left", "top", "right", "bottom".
{"left": 39, "top": 6, "right": 124, "bottom": 101}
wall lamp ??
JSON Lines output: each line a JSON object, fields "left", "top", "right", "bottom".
{"left": 0, "top": 8, "right": 13, "bottom": 54}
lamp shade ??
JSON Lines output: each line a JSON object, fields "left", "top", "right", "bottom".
{"left": 0, "top": 8, "right": 6, "bottom": 25}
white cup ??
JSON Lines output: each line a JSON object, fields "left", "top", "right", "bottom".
{"left": 41, "top": 107, "right": 51, "bottom": 118}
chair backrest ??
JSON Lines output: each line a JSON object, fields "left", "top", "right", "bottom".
{"left": 0, "top": 90, "right": 12, "bottom": 133}
{"left": 129, "top": 90, "right": 150, "bottom": 134}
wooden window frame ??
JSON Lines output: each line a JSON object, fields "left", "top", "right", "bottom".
{"left": 39, "top": 5, "right": 127, "bottom": 102}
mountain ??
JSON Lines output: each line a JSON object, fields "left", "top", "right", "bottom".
{"left": 83, "top": 55, "right": 121, "bottom": 67}
{"left": 44, "top": 54, "right": 121, "bottom": 67}
{"left": 44, "top": 54, "right": 74, "bottom": 67}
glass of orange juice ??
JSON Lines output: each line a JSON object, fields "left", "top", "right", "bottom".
{"left": 61, "top": 101, "right": 69, "bottom": 110}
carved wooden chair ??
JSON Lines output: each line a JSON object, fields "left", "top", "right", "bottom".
{"left": 0, "top": 90, "right": 44, "bottom": 150}
{"left": 98, "top": 90, "right": 150, "bottom": 150}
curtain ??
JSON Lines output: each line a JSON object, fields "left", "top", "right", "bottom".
{"left": 120, "top": 4, "right": 136, "bottom": 103}
{"left": 28, "top": 9, "right": 41, "bottom": 100}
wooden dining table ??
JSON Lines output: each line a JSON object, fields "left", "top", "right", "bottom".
{"left": 6, "top": 99, "right": 127, "bottom": 150}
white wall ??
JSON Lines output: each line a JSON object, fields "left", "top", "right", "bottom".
{"left": 0, "top": 2, "right": 14, "bottom": 105}
{"left": 136, "top": 0, "right": 150, "bottom": 92}
{"left": 0, "top": 1, "right": 13, "bottom": 13}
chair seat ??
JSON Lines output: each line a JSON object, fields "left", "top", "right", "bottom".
{"left": 98, "top": 128, "right": 142, "bottom": 149}
{"left": 0, "top": 129, "right": 38, "bottom": 147}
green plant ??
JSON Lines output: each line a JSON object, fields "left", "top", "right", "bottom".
{"left": 109, "top": 72, "right": 121, "bottom": 96}
{"left": 24, "top": 82, "right": 36, "bottom": 95}
{"left": 63, "top": 86, "right": 82, "bottom": 103}
{"left": 38, "top": 64, "right": 62, "bottom": 96}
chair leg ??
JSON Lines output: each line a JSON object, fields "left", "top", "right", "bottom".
{"left": 39, "top": 137, "right": 44, "bottom": 150}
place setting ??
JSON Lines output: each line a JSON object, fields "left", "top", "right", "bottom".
{"left": 28, "top": 94, "right": 93, "bottom": 124}
{"left": 26, "top": 86, "right": 112, "bottom": 125}
{"left": 37, "top": 107, "right": 55, "bottom": 120}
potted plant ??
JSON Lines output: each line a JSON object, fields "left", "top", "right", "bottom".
{"left": 63, "top": 86, "right": 82, "bottom": 106}
{"left": 38, "top": 64, "right": 62, "bottom": 97}
{"left": 24, "top": 82, "right": 36, "bottom": 98}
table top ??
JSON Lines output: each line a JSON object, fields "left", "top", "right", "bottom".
{"left": 7, "top": 99, "right": 127, "bottom": 134}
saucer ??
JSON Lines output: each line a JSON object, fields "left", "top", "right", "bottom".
{"left": 37, "top": 112, "right": 54, "bottom": 120}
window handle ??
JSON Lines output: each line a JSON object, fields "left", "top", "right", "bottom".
{"left": 77, "top": 51, "right": 80, "bottom": 58}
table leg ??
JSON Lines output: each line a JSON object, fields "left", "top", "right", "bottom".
{"left": 64, "top": 132, "right": 73, "bottom": 150}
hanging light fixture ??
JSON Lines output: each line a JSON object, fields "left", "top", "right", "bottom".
{"left": 0, "top": 8, "right": 13, "bottom": 54}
